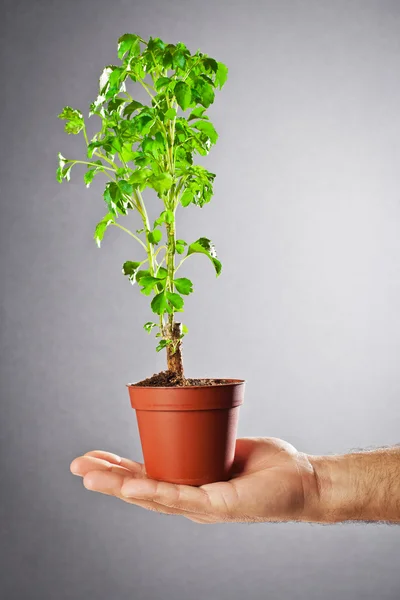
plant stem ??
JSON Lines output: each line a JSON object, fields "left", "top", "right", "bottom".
{"left": 68, "top": 159, "right": 115, "bottom": 172}
{"left": 134, "top": 189, "right": 155, "bottom": 276}
{"left": 111, "top": 222, "right": 147, "bottom": 251}
{"left": 166, "top": 222, "right": 176, "bottom": 331}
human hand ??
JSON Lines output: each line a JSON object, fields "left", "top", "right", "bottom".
{"left": 70, "top": 438, "right": 321, "bottom": 524}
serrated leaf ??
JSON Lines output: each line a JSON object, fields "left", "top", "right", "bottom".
{"left": 122, "top": 261, "right": 142, "bottom": 284}
{"left": 118, "top": 33, "right": 141, "bottom": 60}
{"left": 193, "top": 120, "right": 218, "bottom": 144}
{"left": 172, "top": 50, "right": 187, "bottom": 70}
{"left": 148, "top": 229, "right": 162, "bottom": 245}
{"left": 56, "top": 166, "right": 63, "bottom": 183}
{"left": 94, "top": 213, "right": 115, "bottom": 247}
{"left": 203, "top": 57, "right": 219, "bottom": 73}
{"left": 62, "top": 164, "right": 72, "bottom": 181}
{"left": 148, "top": 37, "right": 166, "bottom": 52}
{"left": 187, "top": 237, "right": 222, "bottom": 276}
{"left": 174, "top": 277, "right": 193, "bottom": 295}
{"left": 84, "top": 169, "right": 96, "bottom": 187}
{"left": 122, "top": 100, "right": 144, "bottom": 118}
{"left": 144, "top": 321, "right": 157, "bottom": 333}
{"left": 166, "top": 292, "right": 184, "bottom": 310}
{"left": 174, "top": 81, "right": 192, "bottom": 111}
{"left": 188, "top": 106, "right": 209, "bottom": 121}
{"left": 155, "top": 77, "right": 171, "bottom": 91}
{"left": 180, "top": 189, "right": 193, "bottom": 207}
{"left": 129, "top": 168, "right": 151, "bottom": 185}
{"left": 151, "top": 291, "right": 171, "bottom": 315}
{"left": 192, "top": 78, "right": 214, "bottom": 108}
{"left": 156, "top": 339, "right": 169, "bottom": 352}
{"left": 99, "top": 66, "right": 114, "bottom": 92}
{"left": 156, "top": 266, "right": 168, "bottom": 279}
{"left": 175, "top": 239, "right": 187, "bottom": 254}
{"left": 154, "top": 210, "right": 174, "bottom": 227}
{"left": 149, "top": 172, "right": 173, "bottom": 195}
{"left": 58, "top": 106, "right": 84, "bottom": 135}
{"left": 118, "top": 180, "right": 133, "bottom": 196}
{"left": 139, "top": 275, "right": 165, "bottom": 295}
{"left": 215, "top": 62, "right": 228, "bottom": 89}
{"left": 164, "top": 107, "right": 177, "bottom": 121}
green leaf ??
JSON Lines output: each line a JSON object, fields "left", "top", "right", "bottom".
{"left": 151, "top": 291, "right": 171, "bottom": 315}
{"left": 56, "top": 166, "right": 63, "bottom": 183}
{"left": 87, "top": 140, "right": 103, "bottom": 158}
{"left": 84, "top": 169, "right": 96, "bottom": 187}
{"left": 149, "top": 172, "right": 173, "bottom": 195}
{"left": 175, "top": 239, "right": 187, "bottom": 254}
{"left": 174, "top": 81, "right": 192, "bottom": 111}
{"left": 138, "top": 275, "right": 165, "bottom": 295}
{"left": 215, "top": 62, "right": 228, "bottom": 89}
{"left": 155, "top": 77, "right": 171, "bottom": 91}
{"left": 56, "top": 153, "right": 67, "bottom": 182}
{"left": 193, "top": 120, "right": 218, "bottom": 144}
{"left": 84, "top": 161, "right": 103, "bottom": 187}
{"left": 164, "top": 107, "right": 177, "bottom": 121}
{"left": 103, "top": 181, "right": 130, "bottom": 215}
{"left": 156, "top": 266, "right": 168, "bottom": 279}
{"left": 144, "top": 321, "right": 157, "bottom": 333}
{"left": 118, "top": 180, "right": 133, "bottom": 196}
{"left": 122, "top": 100, "right": 144, "bottom": 118}
{"left": 203, "top": 57, "right": 218, "bottom": 73}
{"left": 94, "top": 213, "right": 115, "bottom": 247}
{"left": 187, "top": 237, "right": 222, "bottom": 276}
{"left": 122, "top": 261, "right": 142, "bottom": 283}
{"left": 61, "top": 164, "right": 72, "bottom": 181}
{"left": 99, "top": 66, "right": 114, "bottom": 93}
{"left": 192, "top": 78, "right": 215, "bottom": 108}
{"left": 148, "top": 229, "right": 162, "bottom": 245}
{"left": 129, "top": 168, "right": 151, "bottom": 185}
{"left": 174, "top": 277, "right": 193, "bottom": 295}
{"left": 188, "top": 106, "right": 209, "bottom": 121}
{"left": 118, "top": 33, "right": 141, "bottom": 60}
{"left": 172, "top": 50, "right": 187, "bottom": 71}
{"left": 156, "top": 339, "right": 169, "bottom": 352}
{"left": 166, "top": 292, "right": 184, "bottom": 311}
{"left": 180, "top": 189, "right": 193, "bottom": 207}
{"left": 148, "top": 37, "right": 166, "bottom": 52}
{"left": 58, "top": 106, "right": 84, "bottom": 134}
{"left": 154, "top": 210, "right": 174, "bottom": 227}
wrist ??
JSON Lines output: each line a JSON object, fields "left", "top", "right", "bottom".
{"left": 305, "top": 449, "right": 400, "bottom": 523}
{"left": 305, "top": 454, "right": 356, "bottom": 523}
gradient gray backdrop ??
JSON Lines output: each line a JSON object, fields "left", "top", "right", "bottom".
{"left": 1, "top": 0, "right": 400, "bottom": 598}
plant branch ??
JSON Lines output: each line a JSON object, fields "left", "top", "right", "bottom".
{"left": 111, "top": 222, "right": 147, "bottom": 251}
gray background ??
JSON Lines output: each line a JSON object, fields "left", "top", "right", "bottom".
{"left": 1, "top": 0, "right": 399, "bottom": 598}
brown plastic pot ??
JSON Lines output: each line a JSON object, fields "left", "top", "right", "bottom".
{"left": 127, "top": 380, "right": 245, "bottom": 486}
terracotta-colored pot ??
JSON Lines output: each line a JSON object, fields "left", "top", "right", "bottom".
{"left": 127, "top": 380, "right": 245, "bottom": 486}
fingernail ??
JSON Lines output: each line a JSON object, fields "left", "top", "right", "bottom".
{"left": 70, "top": 460, "right": 81, "bottom": 475}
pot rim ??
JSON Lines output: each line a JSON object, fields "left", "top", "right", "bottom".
{"left": 126, "top": 378, "right": 245, "bottom": 389}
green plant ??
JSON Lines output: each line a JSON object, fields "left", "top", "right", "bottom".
{"left": 57, "top": 34, "right": 228, "bottom": 377}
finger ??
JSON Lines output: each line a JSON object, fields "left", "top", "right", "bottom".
{"left": 184, "top": 514, "right": 216, "bottom": 524}
{"left": 83, "top": 451, "right": 145, "bottom": 475}
{"left": 70, "top": 456, "right": 135, "bottom": 478}
{"left": 120, "top": 478, "right": 214, "bottom": 516}
{"left": 82, "top": 470, "right": 199, "bottom": 518}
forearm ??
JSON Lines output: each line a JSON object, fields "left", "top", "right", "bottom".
{"left": 305, "top": 446, "right": 400, "bottom": 523}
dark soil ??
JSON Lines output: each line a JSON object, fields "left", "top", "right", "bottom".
{"left": 132, "top": 370, "right": 229, "bottom": 387}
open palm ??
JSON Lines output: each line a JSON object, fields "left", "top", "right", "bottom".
{"left": 70, "top": 437, "right": 318, "bottom": 524}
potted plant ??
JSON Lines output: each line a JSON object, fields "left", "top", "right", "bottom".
{"left": 57, "top": 34, "right": 245, "bottom": 485}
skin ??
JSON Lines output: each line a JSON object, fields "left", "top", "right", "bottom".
{"left": 70, "top": 438, "right": 400, "bottom": 524}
